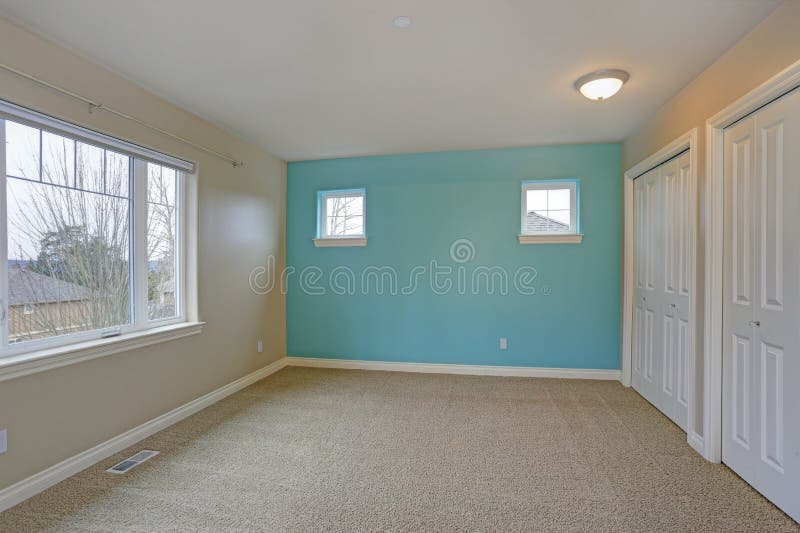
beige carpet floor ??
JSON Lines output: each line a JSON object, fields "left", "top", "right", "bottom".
{"left": 1, "top": 366, "right": 797, "bottom": 532}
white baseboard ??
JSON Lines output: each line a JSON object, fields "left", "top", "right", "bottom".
{"left": 0, "top": 357, "right": 288, "bottom": 513}
{"left": 286, "top": 357, "right": 621, "bottom": 380}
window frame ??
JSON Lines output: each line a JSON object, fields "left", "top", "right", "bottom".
{"left": 314, "top": 188, "right": 367, "bottom": 247}
{"left": 519, "top": 179, "right": 583, "bottom": 244}
{"left": 135, "top": 159, "right": 187, "bottom": 329}
{"left": 0, "top": 104, "right": 194, "bottom": 360}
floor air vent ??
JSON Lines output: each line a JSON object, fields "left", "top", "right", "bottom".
{"left": 106, "top": 450, "right": 159, "bottom": 474}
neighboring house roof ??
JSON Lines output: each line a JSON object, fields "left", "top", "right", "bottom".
{"left": 8, "top": 265, "right": 93, "bottom": 306}
{"left": 8, "top": 259, "right": 30, "bottom": 269}
{"left": 523, "top": 211, "right": 570, "bottom": 233}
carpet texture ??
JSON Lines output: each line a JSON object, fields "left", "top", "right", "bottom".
{"left": 1, "top": 366, "right": 797, "bottom": 532}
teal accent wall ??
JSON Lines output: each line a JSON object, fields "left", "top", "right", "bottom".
{"left": 286, "top": 143, "right": 622, "bottom": 369}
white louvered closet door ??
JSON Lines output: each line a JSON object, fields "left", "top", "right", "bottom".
{"left": 632, "top": 151, "right": 692, "bottom": 431}
{"left": 723, "top": 88, "right": 800, "bottom": 522}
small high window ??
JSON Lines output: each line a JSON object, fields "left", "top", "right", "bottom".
{"left": 314, "top": 189, "right": 367, "bottom": 247}
{"left": 519, "top": 180, "right": 582, "bottom": 244}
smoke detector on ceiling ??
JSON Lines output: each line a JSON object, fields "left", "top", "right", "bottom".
{"left": 393, "top": 16, "right": 412, "bottom": 28}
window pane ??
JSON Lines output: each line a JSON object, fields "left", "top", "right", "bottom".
{"left": 6, "top": 177, "right": 131, "bottom": 344}
{"left": 76, "top": 142, "right": 104, "bottom": 193}
{"left": 344, "top": 215, "right": 364, "bottom": 235}
{"left": 105, "top": 151, "right": 130, "bottom": 197}
{"left": 147, "top": 163, "right": 178, "bottom": 320}
{"left": 147, "top": 164, "right": 176, "bottom": 206}
{"left": 324, "top": 195, "right": 364, "bottom": 236}
{"left": 6, "top": 121, "right": 40, "bottom": 180}
{"left": 344, "top": 195, "right": 363, "bottom": 216}
{"left": 522, "top": 182, "right": 577, "bottom": 235}
{"left": 547, "top": 209, "right": 571, "bottom": 227}
{"left": 326, "top": 215, "right": 342, "bottom": 236}
{"left": 326, "top": 197, "right": 343, "bottom": 218}
{"left": 161, "top": 168, "right": 176, "bottom": 205}
{"left": 42, "top": 131, "right": 75, "bottom": 187}
{"left": 526, "top": 189, "right": 547, "bottom": 212}
{"left": 548, "top": 188, "right": 571, "bottom": 210}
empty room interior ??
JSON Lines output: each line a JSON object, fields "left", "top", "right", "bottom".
{"left": 1, "top": 0, "right": 800, "bottom": 530}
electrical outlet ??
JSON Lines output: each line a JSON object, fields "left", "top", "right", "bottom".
{"left": 499, "top": 338, "right": 508, "bottom": 350}
{"left": 257, "top": 340, "right": 263, "bottom": 353}
{"left": 0, "top": 429, "right": 7, "bottom": 454}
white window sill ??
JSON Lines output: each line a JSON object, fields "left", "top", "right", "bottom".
{"left": 0, "top": 321, "right": 205, "bottom": 383}
{"left": 518, "top": 233, "right": 584, "bottom": 244}
{"left": 313, "top": 237, "right": 367, "bottom": 248}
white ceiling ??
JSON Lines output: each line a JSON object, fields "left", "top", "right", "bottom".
{"left": 0, "top": 0, "right": 781, "bottom": 161}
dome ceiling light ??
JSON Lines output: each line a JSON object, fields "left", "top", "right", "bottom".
{"left": 574, "top": 69, "right": 630, "bottom": 101}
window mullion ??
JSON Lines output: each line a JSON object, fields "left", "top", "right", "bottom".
{"left": 133, "top": 159, "right": 148, "bottom": 330}
{"left": 0, "top": 119, "right": 8, "bottom": 351}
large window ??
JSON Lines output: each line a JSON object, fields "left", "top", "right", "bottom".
{"left": 0, "top": 104, "right": 190, "bottom": 357}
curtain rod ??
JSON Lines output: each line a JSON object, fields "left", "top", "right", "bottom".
{"left": 0, "top": 63, "right": 244, "bottom": 168}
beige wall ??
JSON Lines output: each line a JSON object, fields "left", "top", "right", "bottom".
{"left": 622, "top": 0, "right": 800, "bottom": 438}
{"left": 623, "top": 1, "right": 800, "bottom": 169}
{"left": 0, "top": 17, "right": 286, "bottom": 489}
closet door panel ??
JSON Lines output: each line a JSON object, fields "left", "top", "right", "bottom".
{"left": 632, "top": 153, "right": 691, "bottom": 431}
{"left": 723, "top": 116, "right": 758, "bottom": 483}
{"left": 723, "top": 88, "right": 800, "bottom": 521}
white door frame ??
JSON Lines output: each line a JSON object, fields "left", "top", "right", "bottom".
{"left": 704, "top": 58, "right": 800, "bottom": 464}
{"left": 621, "top": 128, "right": 700, "bottom": 453}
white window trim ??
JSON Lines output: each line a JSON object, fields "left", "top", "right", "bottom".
{"left": 0, "top": 103, "right": 199, "bottom": 365}
{"left": 314, "top": 188, "right": 367, "bottom": 247}
{"left": 313, "top": 237, "right": 367, "bottom": 247}
{"left": 519, "top": 180, "right": 581, "bottom": 244}
{"left": 0, "top": 321, "right": 204, "bottom": 382}
{"left": 518, "top": 233, "right": 583, "bottom": 244}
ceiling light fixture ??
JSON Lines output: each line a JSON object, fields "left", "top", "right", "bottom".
{"left": 574, "top": 69, "right": 629, "bottom": 101}
{"left": 393, "top": 16, "right": 412, "bottom": 28}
